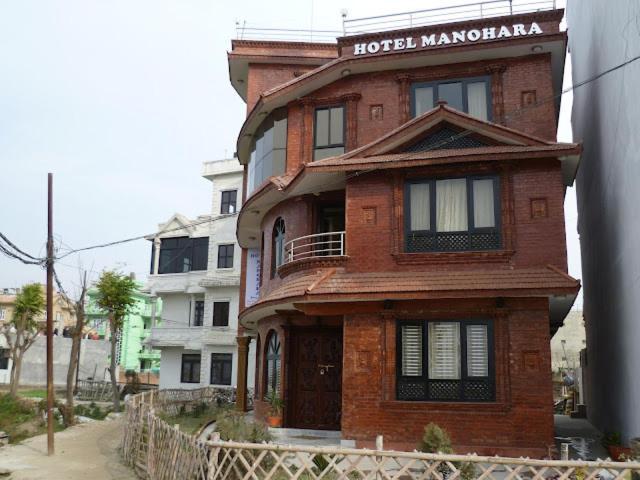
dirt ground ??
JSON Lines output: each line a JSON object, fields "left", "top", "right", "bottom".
{"left": 0, "top": 416, "right": 136, "bottom": 479}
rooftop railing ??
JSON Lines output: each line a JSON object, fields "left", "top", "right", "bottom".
{"left": 235, "top": 0, "right": 558, "bottom": 43}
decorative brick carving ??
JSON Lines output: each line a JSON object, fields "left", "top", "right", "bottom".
{"left": 521, "top": 90, "right": 537, "bottom": 107}
{"left": 522, "top": 351, "right": 540, "bottom": 372}
{"left": 531, "top": 198, "right": 548, "bottom": 218}
{"left": 362, "top": 206, "right": 377, "bottom": 225}
{"left": 356, "top": 350, "right": 372, "bottom": 372}
{"left": 370, "top": 104, "right": 384, "bottom": 121}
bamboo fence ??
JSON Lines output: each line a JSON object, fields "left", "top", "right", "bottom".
{"left": 122, "top": 390, "right": 640, "bottom": 480}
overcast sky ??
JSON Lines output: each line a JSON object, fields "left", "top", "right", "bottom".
{"left": 0, "top": 0, "right": 581, "bottom": 306}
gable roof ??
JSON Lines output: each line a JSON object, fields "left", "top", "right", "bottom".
{"left": 307, "top": 104, "right": 581, "bottom": 184}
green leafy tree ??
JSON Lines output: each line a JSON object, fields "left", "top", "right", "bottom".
{"left": 0, "top": 283, "right": 45, "bottom": 396}
{"left": 95, "top": 270, "right": 137, "bottom": 411}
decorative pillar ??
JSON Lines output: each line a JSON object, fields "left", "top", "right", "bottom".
{"left": 153, "top": 237, "right": 161, "bottom": 275}
{"left": 235, "top": 335, "right": 251, "bottom": 412}
{"left": 486, "top": 65, "right": 507, "bottom": 124}
{"left": 343, "top": 93, "right": 362, "bottom": 151}
{"left": 396, "top": 74, "right": 412, "bottom": 125}
{"left": 301, "top": 100, "right": 315, "bottom": 165}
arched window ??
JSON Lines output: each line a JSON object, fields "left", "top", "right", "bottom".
{"left": 271, "top": 218, "right": 286, "bottom": 277}
{"left": 265, "top": 331, "right": 281, "bottom": 396}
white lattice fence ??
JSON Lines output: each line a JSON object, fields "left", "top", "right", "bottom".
{"left": 122, "top": 391, "right": 640, "bottom": 480}
{"left": 206, "top": 441, "right": 640, "bottom": 480}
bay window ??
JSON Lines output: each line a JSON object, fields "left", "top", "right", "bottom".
{"left": 412, "top": 76, "right": 491, "bottom": 120}
{"left": 397, "top": 320, "right": 494, "bottom": 402}
{"left": 247, "top": 108, "right": 287, "bottom": 195}
{"left": 405, "top": 175, "right": 500, "bottom": 252}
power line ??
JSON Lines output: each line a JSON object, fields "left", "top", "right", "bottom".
{"left": 56, "top": 213, "right": 238, "bottom": 260}
{"left": 0, "top": 232, "right": 40, "bottom": 260}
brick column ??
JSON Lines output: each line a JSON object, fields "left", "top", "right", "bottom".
{"left": 235, "top": 335, "right": 251, "bottom": 412}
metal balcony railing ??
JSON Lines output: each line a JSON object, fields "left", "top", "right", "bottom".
{"left": 235, "top": 1, "right": 558, "bottom": 42}
{"left": 283, "top": 231, "right": 346, "bottom": 265}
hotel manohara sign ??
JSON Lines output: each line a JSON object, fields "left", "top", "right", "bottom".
{"left": 353, "top": 22, "right": 544, "bottom": 55}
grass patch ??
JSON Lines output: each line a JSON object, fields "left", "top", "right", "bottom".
{"left": 19, "top": 389, "right": 47, "bottom": 399}
{"left": 159, "top": 402, "right": 228, "bottom": 435}
{"left": 0, "top": 393, "right": 65, "bottom": 443}
{"left": 75, "top": 402, "right": 112, "bottom": 420}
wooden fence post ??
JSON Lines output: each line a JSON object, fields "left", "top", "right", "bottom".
{"left": 147, "top": 409, "right": 155, "bottom": 479}
{"left": 208, "top": 433, "right": 221, "bottom": 480}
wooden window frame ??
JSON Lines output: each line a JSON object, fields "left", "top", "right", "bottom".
{"left": 396, "top": 319, "right": 495, "bottom": 402}
{"left": 410, "top": 75, "right": 492, "bottom": 119}
{"left": 404, "top": 174, "right": 501, "bottom": 253}
{"left": 313, "top": 105, "right": 346, "bottom": 160}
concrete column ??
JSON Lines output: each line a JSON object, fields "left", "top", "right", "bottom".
{"left": 235, "top": 335, "right": 251, "bottom": 412}
{"left": 150, "top": 296, "right": 158, "bottom": 328}
{"left": 189, "top": 294, "right": 195, "bottom": 327}
{"left": 153, "top": 238, "right": 161, "bottom": 275}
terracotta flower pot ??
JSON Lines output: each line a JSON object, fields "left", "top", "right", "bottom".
{"left": 608, "top": 445, "right": 633, "bottom": 461}
{"left": 267, "top": 415, "right": 282, "bottom": 428}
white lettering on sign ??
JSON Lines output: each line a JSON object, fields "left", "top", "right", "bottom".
{"left": 353, "top": 22, "right": 544, "bottom": 56}
{"left": 245, "top": 248, "right": 261, "bottom": 307}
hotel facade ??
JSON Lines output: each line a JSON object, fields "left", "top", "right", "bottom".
{"left": 230, "top": 6, "right": 580, "bottom": 457}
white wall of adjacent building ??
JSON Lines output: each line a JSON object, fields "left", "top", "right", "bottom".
{"left": 146, "top": 158, "right": 255, "bottom": 392}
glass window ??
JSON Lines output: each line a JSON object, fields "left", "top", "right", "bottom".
{"left": 265, "top": 332, "right": 281, "bottom": 396}
{"left": 438, "top": 82, "right": 463, "bottom": 111}
{"left": 217, "top": 244, "right": 234, "bottom": 269}
{"left": 397, "top": 320, "right": 494, "bottom": 401}
{"left": 247, "top": 108, "right": 288, "bottom": 195}
{"left": 157, "top": 237, "right": 208, "bottom": 274}
{"left": 181, "top": 354, "right": 201, "bottom": 384}
{"left": 193, "top": 300, "right": 204, "bottom": 327}
{"left": 271, "top": 218, "right": 286, "bottom": 277}
{"left": 412, "top": 76, "right": 491, "bottom": 120}
{"left": 405, "top": 176, "right": 500, "bottom": 252}
{"left": 221, "top": 190, "right": 237, "bottom": 214}
{"left": 314, "top": 106, "right": 345, "bottom": 160}
{"left": 210, "top": 353, "right": 232, "bottom": 385}
{"left": 213, "top": 302, "right": 230, "bottom": 327}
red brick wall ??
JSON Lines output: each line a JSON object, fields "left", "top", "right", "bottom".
{"left": 246, "top": 63, "right": 317, "bottom": 113}
{"left": 341, "top": 298, "right": 554, "bottom": 457}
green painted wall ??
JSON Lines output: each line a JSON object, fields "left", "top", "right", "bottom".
{"left": 85, "top": 283, "right": 162, "bottom": 372}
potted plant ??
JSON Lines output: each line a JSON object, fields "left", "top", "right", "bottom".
{"left": 265, "top": 389, "right": 284, "bottom": 428}
{"left": 602, "top": 431, "right": 633, "bottom": 461}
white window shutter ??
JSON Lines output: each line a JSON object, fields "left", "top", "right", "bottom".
{"left": 401, "top": 325, "right": 423, "bottom": 376}
{"left": 466, "top": 324, "right": 489, "bottom": 377}
{"left": 428, "top": 322, "right": 461, "bottom": 379}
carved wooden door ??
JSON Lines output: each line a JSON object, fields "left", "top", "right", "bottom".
{"left": 289, "top": 328, "right": 342, "bottom": 430}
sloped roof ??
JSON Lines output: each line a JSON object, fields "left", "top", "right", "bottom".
{"left": 241, "top": 265, "right": 580, "bottom": 322}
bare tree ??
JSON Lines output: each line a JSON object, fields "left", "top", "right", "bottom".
{"left": 0, "top": 283, "right": 45, "bottom": 396}
{"left": 55, "top": 269, "right": 89, "bottom": 426}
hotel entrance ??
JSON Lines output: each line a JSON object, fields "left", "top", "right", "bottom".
{"left": 287, "top": 327, "right": 342, "bottom": 430}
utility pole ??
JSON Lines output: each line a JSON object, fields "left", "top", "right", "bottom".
{"left": 46, "top": 173, "right": 55, "bottom": 456}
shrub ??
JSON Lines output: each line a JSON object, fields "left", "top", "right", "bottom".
{"left": 418, "top": 423, "right": 476, "bottom": 480}
{"left": 215, "top": 410, "right": 271, "bottom": 443}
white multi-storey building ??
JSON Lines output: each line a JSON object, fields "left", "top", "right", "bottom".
{"left": 145, "top": 158, "right": 255, "bottom": 390}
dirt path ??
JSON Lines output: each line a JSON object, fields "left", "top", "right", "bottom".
{"left": 0, "top": 416, "right": 137, "bottom": 479}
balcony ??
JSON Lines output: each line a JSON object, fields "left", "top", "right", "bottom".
{"left": 278, "top": 231, "right": 347, "bottom": 276}
{"left": 146, "top": 326, "right": 238, "bottom": 349}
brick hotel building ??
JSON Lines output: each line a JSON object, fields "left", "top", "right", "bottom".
{"left": 229, "top": 6, "right": 581, "bottom": 457}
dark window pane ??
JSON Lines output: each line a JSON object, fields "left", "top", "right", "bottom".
{"left": 221, "top": 190, "right": 237, "bottom": 214}
{"left": 210, "top": 353, "right": 232, "bottom": 385}
{"left": 438, "top": 82, "right": 463, "bottom": 111}
{"left": 217, "top": 244, "right": 234, "bottom": 269}
{"left": 273, "top": 114, "right": 287, "bottom": 149}
{"left": 193, "top": 300, "right": 205, "bottom": 327}
{"left": 213, "top": 302, "right": 230, "bottom": 327}
{"left": 181, "top": 354, "right": 201, "bottom": 383}
{"left": 192, "top": 237, "right": 209, "bottom": 270}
